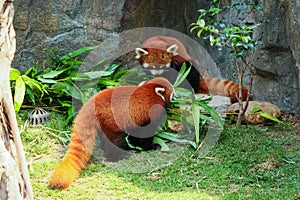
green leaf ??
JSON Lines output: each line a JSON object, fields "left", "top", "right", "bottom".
{"left": 197, "top": 19, "right": 205, "bottom": 27}
{"left": 173, "top": 63, "right": 191, "bottom": 88}
{"left": 22, "top": 75, "right": 44, "bottom": 95}
{"left": 190, "top": 25, "right": 199, "bottom": 33}
{"left": 98, "top": 79, "right": 120, "bottom": 87}
{"left": 197, "top": 99, "right": 224, "bottom": 130}
{"left": 57, "top": 99, "right": 72, "bottom": 107}
{"left": 37, "top": 78, "right": 57, "bottom": 84}
{"left": 251, "top": 104, "right": 262, "bottom": 113}
{"left": 197, "top": 29, "right": 204, "bottom": 38}
{"left": 60, "top": 46, "right": 97, "bottom": 60}
{"left": 197, "top": 9, "right": 207, "bottom": 14}
{"left": 25, "top": 87, "right": 35, "bottom": 104}
{"left": 42, "top": 70, "right": 64, "bottom": 79}
{"left": 192, "top": 100, "right": 200, "bottom": 145}
{"left": 24, "top": 64, "right": 38, "bottom": 77}
{"left": 14, "top": 76, "right": 26, "bottom": 113}
{"left": 260, "top": 112, "right": 289, "bottom": 126}
{"left": 51, "top": 82, "right": 68, "bottom": 96}
{"left": 64, "top": 82, "right": 84, "bottom": 101}
{"left": 105, "top": 63, "right": 120, "bottom": 72}
{"left": 153, "top": 137, "right": 170, "bottom": 151}
{"left": 84, "top": 71, "right": 113, "bottom": 79}
{"left": 125, "top": 135, "right": 144, "bottom": 151}
{"left": 10, "top": 68, "right": 21, "bottom": 81}
{"left": 157, "top": 132, "right": 196, "bottom": 148}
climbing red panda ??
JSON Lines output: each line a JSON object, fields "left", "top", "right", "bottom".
{"left": 50, "top": 77, "right": 174, "bottom": 189}
{"left": 135, "top": 35, "right": 249, "bottom": 103}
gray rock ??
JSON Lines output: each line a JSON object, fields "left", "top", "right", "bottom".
{"left": 195, "top": 94, "right": 231, "bottom": 119}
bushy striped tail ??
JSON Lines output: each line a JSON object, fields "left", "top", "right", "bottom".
{"left": 50, "top": 127, "right": 93, "bottom": 189}
{"left": 198, "top": 77, "right": 249, "bottom": 103}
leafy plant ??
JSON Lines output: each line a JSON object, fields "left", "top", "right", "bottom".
{"left": 153, "top": 64, "right": 224, "bottom": 151}
{"left": 10, "top": 67, "right": 46, "bottom": 113}
{"left": 10, "top": 46, "right": 134, "bottom": 123}
{"left": 191, "top": 0, "right": 263, "bottom": 126}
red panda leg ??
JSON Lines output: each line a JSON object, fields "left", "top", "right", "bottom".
{"left": 50, "top": 127, "right": 95, "bottom": 189}
{"left": 100, "top": 131, "right": 131, "bottom": 162}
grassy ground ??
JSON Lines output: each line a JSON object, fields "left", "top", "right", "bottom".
{"left": 18, "top": 111, "right": 299, "bottom": 200}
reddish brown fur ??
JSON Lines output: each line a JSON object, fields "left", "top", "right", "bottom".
{"left": 140, "top": 36, "right": 194, "bottom": 66}
{"left": 50, "top": 77, "right": 173, "bottom": 189}
{"left": 198, "top": 78, "right": 248, "bottom": 103}
{"left": 137, "top": 36, "right": 249, "bottom": 103}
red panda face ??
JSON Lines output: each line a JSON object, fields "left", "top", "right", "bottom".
{"left": 135, "top": 44, "right": 178, "bottom": 75}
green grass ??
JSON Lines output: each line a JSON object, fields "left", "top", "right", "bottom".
{"left": 18, "top": 110, "right": 299, "bottom": 200}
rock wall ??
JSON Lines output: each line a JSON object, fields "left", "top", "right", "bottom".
{"left": 253, "top": 0, "right": 300, "bottom": 113}
{"left": 12, "top": 0, "right": 300, "bottom": 113}
{"left": 13, "top": 0, "right": 126, "bottom": 71}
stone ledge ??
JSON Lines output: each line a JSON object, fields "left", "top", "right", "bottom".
{"left": 195, "top": 94, "right": 231, "bottom": 118}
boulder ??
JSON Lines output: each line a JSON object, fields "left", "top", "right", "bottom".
{"left": 227, "top": 101, "right": 281, "bottom": 124}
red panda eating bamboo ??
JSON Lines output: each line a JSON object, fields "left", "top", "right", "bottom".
{"left": 50, "top": 77, "right": 174, "bottom": 189}
{"left": 135, "top": 35, "right": 248, "bottom": 103}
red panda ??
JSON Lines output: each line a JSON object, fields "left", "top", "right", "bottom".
{"left": 135, "top": 35, "right": 249, "bottom": 103}
{"left": 50, "top": 77, "right": 174, "bottom": 189}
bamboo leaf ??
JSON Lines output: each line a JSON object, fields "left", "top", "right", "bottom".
{"left": 42, "top": 70, "right": 64, "bottom": 79}
{"left": 14, "top": 76, "right": 26, "bottom": 113}
{"left": 157, "top": 132, "right": 196, "bottom": 148}
{"left": 173, "top": 63, "right": 191, "bottom": 88}
{"left": 260, "top": 112, "right": 289, "bottom": 126}
{"left": 60, "top": 46, "right": 97, "bottom": 60}
{"left": 153, "top": 137, "right": 170, "bottom": 151}
{"left": 125, "top": 135, "right": 143, "bottom": 151}
{"left": 25, "top": 87, "right": 35, "bottom": 104}
{"left": 84, "top": 71, "right": 113, "bottom": 79}
{"left": 10, "top": 68, "right": 21, "bottom": 81}
{"left": 22, "top": 75, "right": 45, "bottom": 96}
{"left": 192, "top": 100, "right": 200, "bottom": 145}
{"left": 37, "top": 78, "right": 57, "bottom": 84}
{"left": 197, "top": 99, "right": 224, "bottom": 130}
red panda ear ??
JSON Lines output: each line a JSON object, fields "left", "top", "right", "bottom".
{"left": 138, "top": 80, "right": 146, "bottom": 86}
{"left": 166, "top": 44, "right": 178, "bottom": 56}
{"left": 135, "top": 48, "right": 149, "bottom": 59}
{"left": 155, "top": 87, "right": 166, "bottom": 102}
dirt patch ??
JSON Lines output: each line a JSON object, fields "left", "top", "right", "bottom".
{"left": 281, "top": 112, "right": 300, "bottom": 134}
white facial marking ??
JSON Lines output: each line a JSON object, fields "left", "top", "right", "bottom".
{"left": 166, "top": 44, "right": 179, "bottom": 56}
{"left": 170, "top": 92, "right": 173, "bottom": 101}
{"left": 158, "top": 69, "right": 164, "bottom": 75}
{"left": 155, "top": 87, "right": 166, "bottom": 102}
{"left": 149, "top": 69, "right": 165, "bottom": 75}
{"left": 150, "top": 70, "right": 158, "bottom": 75}
{"left": 170, "top": 89, "right": 175, "bottom": 100}
{"left": 166, "top": 63, "right": 171, "bottom": 68}
{"left": 143, "top": 63, "right": 149, "bottom": 68}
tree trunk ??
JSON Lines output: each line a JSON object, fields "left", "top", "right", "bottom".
{"left": 0, "top": 0, "right": 33, "bottom": 199}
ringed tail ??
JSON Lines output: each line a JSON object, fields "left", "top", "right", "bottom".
{"left": 50, "top": 127, "right": 92, "bottom": 189}
{"left": 198, "top": 77, "right": 249, "bottom": 103}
